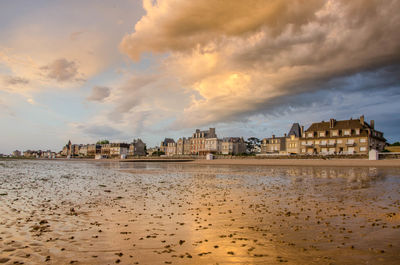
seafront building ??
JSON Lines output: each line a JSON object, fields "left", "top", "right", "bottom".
{"left": 300, "top": 116, "right": 386, "bottom": 155}
{"left": 52, "top": 115, "right": 386, "bottom": 159}
{"left": 260, "top": 116, "right": 386, "bottom": 155}
{"left": 176, "top": 137, "right": 191, "bottom": 155}
{"left": 191, "top": 128, "right": 217, "bottom": 155}
{"left": 129, "top": 139, "right": 146, "bottom": 156}
{"left": 221, "top": 137, "right": 246, "bottom": 155}
{"left": 261, "top": 134, "right": 287, "bottom": 154}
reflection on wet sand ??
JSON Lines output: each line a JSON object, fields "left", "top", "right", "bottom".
{"left": 0, "top": 160, "right": 399, "bottom": 264}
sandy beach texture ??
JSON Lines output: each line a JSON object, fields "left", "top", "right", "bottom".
{"left": 0, "top": 160, "right": 400, "bottom": 264}
{"left": 188, "top": 158, "right": 400, "bottom": 167}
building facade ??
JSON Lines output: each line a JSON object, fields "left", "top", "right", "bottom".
{"left": 261, "top": 135, "right": 286, "bottom": 154}
{"left": 160, "top": 138, "right": 175, "bottom": 154}
{"left": 176, "top": 137, "right": 191, "bottom": 155}
{"left": 300, "top": 116, "right": 386, "bottom": 155}
{"left": 221, "top": 137, "right": 246, "bottom": 155}
{"left": 129, "top": 139, "right": 146, "bottom": 157}
{"left": 190, "top": 128, "right": 217, "bottom": 155}
{"left": 110, "top": 143, "right": 129, "bottom": 158}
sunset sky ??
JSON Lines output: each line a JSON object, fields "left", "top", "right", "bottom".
{"left": 1, "top": 0, "right": 400, "bottom": 154}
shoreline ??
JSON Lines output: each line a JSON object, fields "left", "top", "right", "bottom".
{"left": 188, "top": 158, "right": 400, "bottom": 167}
{"left": 3, "top": 157, "right": 400, "bottom": 167}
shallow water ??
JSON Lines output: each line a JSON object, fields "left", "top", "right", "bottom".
{"left": 0, "top": 160, "right": 400, "bottom": 264}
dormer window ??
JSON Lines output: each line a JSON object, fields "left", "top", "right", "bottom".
{"left": 319, "top": 132, "right": 325, "bottom": 137}
{"left": 331, "top": 130, "right": 338, "bottom": 136}
{"left": 343, "top": 130, "right": 351, "bottom": 136}
{"left": 307, "top": 132, "right": 314, "bottom": 138}
{"left": 355, "top": 129, "right": 360, "bottom": 135}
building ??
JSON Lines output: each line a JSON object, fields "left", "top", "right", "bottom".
{"left": 12, "top": 150, "right": 21, "bottom": 157}
{"left": 79, "top": 145, "right": 88, "bottom": 157}
{"left": 204, "top": 138, "right": 222, "bottom": 154}
{"left": 300, "top": 115, "right": 386, "bottom": 155}
{"left": 129, "top": 139, "right": 146, "bottom": 157}
{"left": 160, "top": 138, "right": 175, "bottom": 154}
{"left": 110, "top": 143, "right": 129, "bottom": 158}
{"left": 285, "top": 123, "right": 303, "bottom": 154}
{"left": 176, "top": 137, "right": 191, "bottom": 155}
{"left": 166, "top": 142, "right": 177, "bottom": 156}
{"left": 190, "top": 128, "right": 217, "bottom": 155}
{"left": 261, "top": 135, "right": 286, "bottom": 154}
{"left": 221, "top": 137, "right": 246, "bottom": 155}
{"left": 88, "top": 144, "right": 101, "bottom": 157}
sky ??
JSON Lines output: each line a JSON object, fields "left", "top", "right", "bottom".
{"left": 1, "top": 0, "right": 400, "bottom": 154}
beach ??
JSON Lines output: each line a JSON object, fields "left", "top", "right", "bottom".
{"left": 188, "top": 158, "right": 400, "bottom": 167}
{"left": 0, "top": 160, "right": 400, "bottom": 264}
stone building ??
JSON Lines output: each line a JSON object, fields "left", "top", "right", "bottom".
{"left": 300, "top": 115, "right": 386, "bottom": 155}
{"left": 176, "top": 137, "right": 191, "bottom": 155}
{"left": 129, "top": 139, "right": 146, "bottom": 157}
{"left": 221, "top": 137, "right": 246, "bottom": 155}
{"left": 285, "top": 123, "right": 303, "bottom": 154}
{"left": 79, "top": 145, "right": 88, "bottom": 157}
{"left": 261, "top": 135, "right": 287, "bottom": 154}
{"left": 110, "top": 143, "right": 129, "bottom": 158}
{"left": 88, "top": 144, "right": 101, "bottom": 157}
{"left": 160, "top": 138, "right": 175, "bottom": 154}
{"left": 190, "top": 128, "right": 217, "bottom": 155}
{"left": 166, "top": 142, "right": 177, "bottom": 156}
{"left": 204, "top": 138, "right": 222, "bottom": 154}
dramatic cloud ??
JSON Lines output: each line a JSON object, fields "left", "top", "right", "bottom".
{"left": 3, "top": 75, "right": 29, "bottom": 85}
{"left": 120, "top": 0, "right": 400, "bottom": 128}
{"left": 40, "top": 58, "right": 83, "bottom": 82}
{"left": 86, "top": 86, "right": 111, "bottom": 102}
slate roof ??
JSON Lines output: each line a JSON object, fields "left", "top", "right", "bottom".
{"left": 288, "top": 123, "right": 301, "bottom": 137}
{"left": 306, "top": 119, "right": 365, "bottom": 132}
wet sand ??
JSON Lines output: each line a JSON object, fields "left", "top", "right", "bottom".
{"left": 0, "top": 160, "right": 400, "bottom": 264}
{"left": 190, "top": 158, "right": 400, "bottom": 167}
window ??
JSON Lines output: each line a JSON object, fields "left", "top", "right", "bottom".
{"left": 331, "top": 131, "right": 338, "bottom": 136}
{"left": 355, "top": 129, "right": 360, "bottom": 135}
{"left": 307, "top": 132, "right": 313, "bottom": 138}
{"left": 302, "top": 141, "right": 306, "bottom": 145}
{"left": 360, "top": 138, "right": 367, "bottom": 143}
{"left": 315, "top": 140, "right": 320, "bottom": 144}
{"left": 344, "top": 130, "right": 351, "bottom": 136}
{"left": 360, "top": 147, "right": 367, "bottom": 151}
{"left": 319, "top": 132, "right": 325, "bottom": 137}
{"left": 301, "top": 149, "right": 306, "bottom": 153}
{"left": 337, "top": 139, "right": 342, "bottom": 144}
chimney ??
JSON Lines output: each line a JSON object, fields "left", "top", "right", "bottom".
{"left": 360, "top": 115, "right": 365, "bottom": 125}
{"left": 370, "top": 120, "right": 374, "bottom": 129}
{"left": 330, "top": 118, "right": 335, "bottom": 129}
{"left": 301, "top": 126, "right": 304, "bottom": 137}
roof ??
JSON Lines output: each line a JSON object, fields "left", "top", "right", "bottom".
{"left": 306, "top": 118, "right": 386, "bottom": 141}
{"left": 288, "top": 123, "right": 301, "bottom": 137}
{"left": 306, "top": 119, "right": 364, "bottom": 132}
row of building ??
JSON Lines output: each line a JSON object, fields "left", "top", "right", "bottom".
{"left": 260, "top": 115, "right": 386, "bottom": 155}
{"left": 9, "top": 115, "right": 387, "bottom": 159}
{"left": 158, "top": 128, "right": 247, "bottom": 156}
{"left": 61, "top": 139, "right": 146, "bottom": 158}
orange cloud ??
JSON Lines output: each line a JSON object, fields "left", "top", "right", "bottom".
{"left": 119, "top": 0, "right": 400, "bottom": 128}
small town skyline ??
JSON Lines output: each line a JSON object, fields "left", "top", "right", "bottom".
{"left": 5, "top": 114, "right": 391, "bottom": 158}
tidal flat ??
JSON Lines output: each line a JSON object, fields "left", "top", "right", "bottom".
{"left": 0, "top": 160, "right": 400, "bottom": 265}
